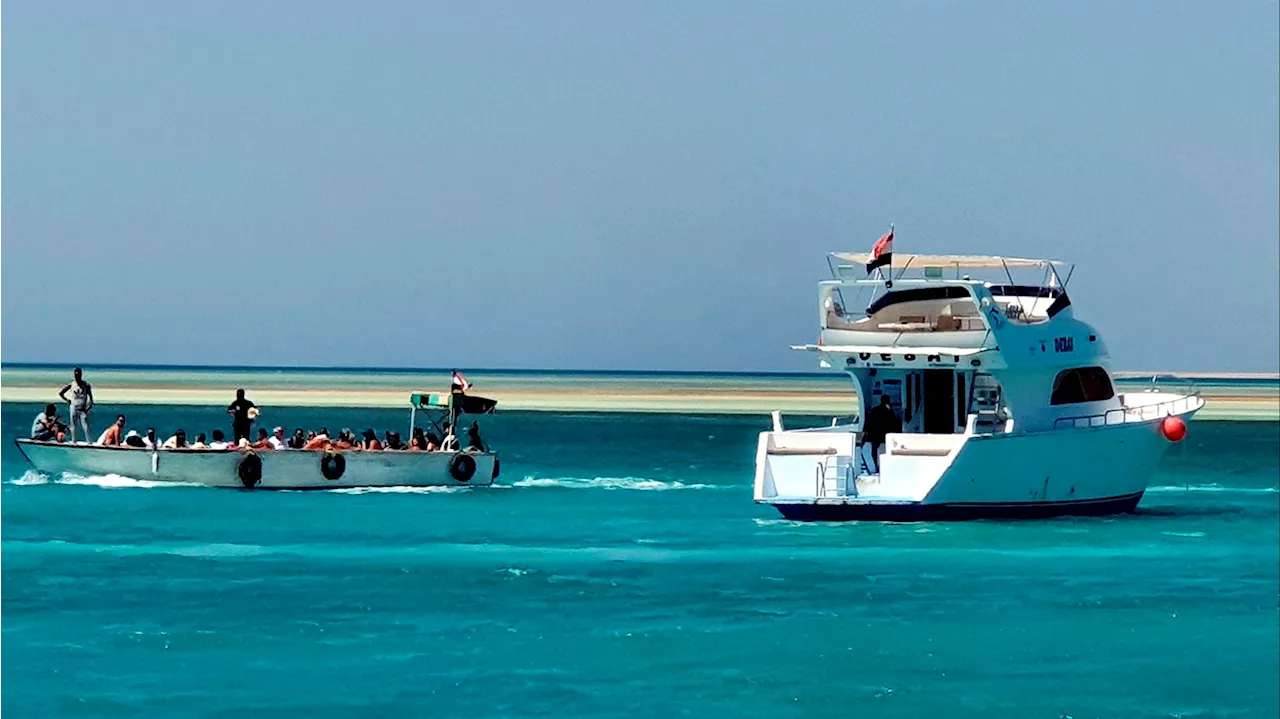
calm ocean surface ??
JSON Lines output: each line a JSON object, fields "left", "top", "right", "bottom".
{"left": 3, "top": 402, "right": 1277, "bottom": 718}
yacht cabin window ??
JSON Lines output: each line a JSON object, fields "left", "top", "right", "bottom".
{"left": 1050, "top": 367, "right": 1115, "bottom": 405}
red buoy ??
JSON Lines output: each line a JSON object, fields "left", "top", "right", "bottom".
{"left": 1161, "top": 415, "right": 1187, "bottom": 442}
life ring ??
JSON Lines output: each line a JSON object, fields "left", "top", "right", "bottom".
{"left": 449, "top": 453, "right": 477, "bottom": 482}
{"left": 238, "top": 451, "right": 263, "bottom": 488}
{"left": 321, "top": 450, "right": 346, "bottom": 480}
{"left": 491, "top": 456, "right": 501, "bottom": 480}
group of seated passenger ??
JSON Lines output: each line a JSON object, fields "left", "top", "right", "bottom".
{"left": 32, "top": 405, "right": 487, "bottom": 453}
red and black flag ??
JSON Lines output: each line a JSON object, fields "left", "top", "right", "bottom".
{"left": 865, "top": 227, "right": 894, "bottom": 274}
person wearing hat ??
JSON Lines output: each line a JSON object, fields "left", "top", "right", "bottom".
{"left": 123, "top": 430, "right": 146, "bottom": 448}
{"left": 360, "top": 429, "right": 383, "bottom": 451}
{"left": 268, "top": 426, "right": 288, "bottom": 450}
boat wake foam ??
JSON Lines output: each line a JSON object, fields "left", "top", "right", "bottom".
{"left": 11, "top": 470, "right": 52, "bottom": 486}
{"left": 8, "top": 470, "right": 202, "bottom": 489}
{"left": 1147, "top": 484, "right": 1279, "bottom": 494}
{"left": 513, "top": 476, "right": 716, "bottom": 491}
{"left": 325, "top": 486, "right": 468, "bottom": 495}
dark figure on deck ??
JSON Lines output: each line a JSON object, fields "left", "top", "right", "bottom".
{"left": 227, "top": 389, "right": 256, "bottom": 443}
{"left": 465, "top": 422, "right": 486, "bottom": 452}
{"left": 862, "top": 395, "right": 901, "bottom": 474}
{"left": 288, "top": 428, "right": 307, "bottom": 449}
{"left": 409, "top": 427, "right": 426, "bottom": 450}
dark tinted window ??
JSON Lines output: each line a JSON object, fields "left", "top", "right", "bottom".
{"left": 1050, "top": 367, "right": 1115, "bottom": 405}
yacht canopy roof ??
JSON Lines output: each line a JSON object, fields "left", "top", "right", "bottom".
{"left": 831, "top": 253, "right": 1064, "bottom": 269}
{"left": 792, "top": 344, "right": 988, "bottom": 356}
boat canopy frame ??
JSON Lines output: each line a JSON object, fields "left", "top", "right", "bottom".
{"left": 408, "top": 392, "right": 497, "bottom": 443}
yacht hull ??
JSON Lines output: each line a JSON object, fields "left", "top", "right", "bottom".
{"left": 15, "top": 440, "right": 499, "bottom": 489}
{"left": 771, "top": 491, "right": 1144, "bottom": 522}
{"left": 755, "top": 401, "right": 1200, "bottom": 521}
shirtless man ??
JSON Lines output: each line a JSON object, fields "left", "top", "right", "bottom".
{"left": 58, "top": 367, "right": 95, "bottom": 442}
{"left": 96, "top": 414, "right": 127, "bottom": 446}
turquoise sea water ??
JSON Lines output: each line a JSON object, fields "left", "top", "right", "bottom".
{"left": 3, "top": 401, "right": 1278, "bottom": 717}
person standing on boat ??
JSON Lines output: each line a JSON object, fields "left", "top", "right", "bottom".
{"left": 227, "top": 389, "right": 257, "bottom": 443}
{"left": 58, "top": 367, "right": 94, "bottom": 442}
{"left": 862, "top": 394, "right": 901, "bottom": 474}
{"left": 451, "top": 370, "right": 471, "bottom": 394}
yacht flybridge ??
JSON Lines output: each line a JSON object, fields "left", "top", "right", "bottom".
{"left": 754, "top": 252, "right": 1203, "bottom": 520}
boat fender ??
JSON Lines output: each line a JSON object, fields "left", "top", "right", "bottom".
{"left": 321, "top": 450, "right": 346, "bottom": 480}
{"left": 450, "top": 453, "right": 477, "bottom": 482}
{"left": 238, "top": 451, "right": 263, "bottom": 488}
{"left": 1160, "top": 416, "right": 1187, "bottom": 443}
{"left": 491, "top": 456, "right": 501, "bottom": 480}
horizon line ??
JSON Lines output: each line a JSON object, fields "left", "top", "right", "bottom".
{"left": 1, "top": 361, "right": 1277, "bottom": 381}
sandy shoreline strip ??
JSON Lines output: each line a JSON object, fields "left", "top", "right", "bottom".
{"left": 2, "top": 384, "right": 1275, "bottom": 420}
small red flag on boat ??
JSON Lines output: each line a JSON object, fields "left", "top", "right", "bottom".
{"left": 865, "top": 227, "right": 894, "bottom": 273}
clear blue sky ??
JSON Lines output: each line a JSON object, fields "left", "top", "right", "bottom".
{"left": 3, "top": 2, "right": 1277, "bottom": 372}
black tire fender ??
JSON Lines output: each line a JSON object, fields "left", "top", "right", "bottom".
{"left": 321, "top": 450, "right": 346, "bottom": 480}
{"left": 238, "top": 451, "right": 263, "bottom": 488}
{"left": 449, "top": 453, "right": 477, "bottom": 482}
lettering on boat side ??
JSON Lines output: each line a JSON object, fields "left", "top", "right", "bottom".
{"left": 1054, "top": 336, "right": 1074, "bottom": 353}
{"left": 846, "top": 354, "right": 965, "bottom": 368}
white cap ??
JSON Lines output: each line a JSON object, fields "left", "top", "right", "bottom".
{"left": 126, "top": 430, "right": 140, "bottom": 438}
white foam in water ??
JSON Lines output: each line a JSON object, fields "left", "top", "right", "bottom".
{"left": 1147, "top": 484, "right": 1279, "bottom": 493}
{"left": 59, "top": 473, "right": 203, "bottom": 489}
{"left": 513, "top": 476, "right": 714, "bottom": 490}
{"left": 12, "top": 470, "right": 51, "bottom": 485}
{"left": 325, "top": 486, "right": 468, "bottom": 495}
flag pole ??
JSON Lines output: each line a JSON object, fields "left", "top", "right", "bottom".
{"left": 883, "top": 223, "right": 894, "bottom": 289}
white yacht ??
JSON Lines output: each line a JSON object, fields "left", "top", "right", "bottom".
{"left": 755, "top": 252, "right": 1202, "bottom": 520}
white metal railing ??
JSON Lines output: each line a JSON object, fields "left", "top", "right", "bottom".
{"left": 1052, "top": 393, "right": 1203, "bottom": 430}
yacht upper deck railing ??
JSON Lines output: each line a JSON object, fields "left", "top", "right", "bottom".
{"left": 1052, "top": 391, "right": 1204, "bottom": 430}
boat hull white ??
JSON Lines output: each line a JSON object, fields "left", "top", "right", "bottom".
{"left": 15, "top": 441, "right": 500, "bottom": 489}
{"left": 755, "top": 405, "right": 1199, "bottom": 521}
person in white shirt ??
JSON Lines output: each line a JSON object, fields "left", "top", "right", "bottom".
{"left": 439, "top": 422, "right": 458, "bottom": 451}
{"left": 143, "top": 428, "right": 159, "bottom": 449}
{"left": 268, "top": 426, "right": 288, "bottom": 450}
{"left": 208, "top": 429, "right": 233, "bottom": 450}
{"left": 162, "top": 429, "right": 189, "bottom": 448}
